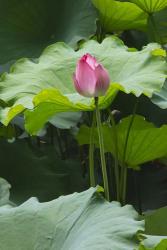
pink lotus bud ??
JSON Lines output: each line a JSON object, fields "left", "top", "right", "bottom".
{"left": 73, "top": 53, "right": 110, "bottom": 98}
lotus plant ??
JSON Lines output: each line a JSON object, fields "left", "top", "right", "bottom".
{"left": 73, "top": 53, "right": 110, "bottom": 201}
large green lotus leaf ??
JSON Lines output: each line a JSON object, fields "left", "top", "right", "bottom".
{"left": 0, "top": 0, "right": 97, "bottom": 64}
{"left": 24, "top": 87, "right": 117, "bottom": 134}
{"left": 92, "top": 0, "right": 148, "bottom": 31}
{"left": 130, "top": 0, "right": 167, "bottom": 13}
{"left": 77, "top": 115, "right": 167, "bottom": 168}
{"left": 0, "top": 36, "right": 166, "bottom": 134}
{"left": 0, "top": 187, "right": 144, "bottom": 250}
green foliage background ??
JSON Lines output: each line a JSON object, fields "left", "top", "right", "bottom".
{"left": 0, "top": 0, "right": 167, "bottom": 249}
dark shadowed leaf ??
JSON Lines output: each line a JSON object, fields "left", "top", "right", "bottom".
{"left": 147, "top": 8, "right": 167, "bottom": 44}
{"left": 0, "top": 0, "right": 97, "bottom": 64}
{"left": 0, "top": 140, "right": 86, "bottom": 204}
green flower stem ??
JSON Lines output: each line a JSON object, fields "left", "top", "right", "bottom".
{"left": 96, "top": 20, "right": 105, "bottom": 43}
{"left": 109, "top": 111, "right": 120, "bottom": 202}
{"left": 121, "top": 163, "right": 127, "bottom": 205}
{"left": 120, "top": 99, "right": 139, "bottom": 205}
{"left": 89, "top": 111, "right": 96, "bottom": 187}
{"left": 95, "top": 97, "right": 110, "bottom": 201}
